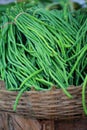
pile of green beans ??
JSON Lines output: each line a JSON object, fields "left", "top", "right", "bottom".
{"left": 0, "top": 2, "right": 87, "bottom": 112}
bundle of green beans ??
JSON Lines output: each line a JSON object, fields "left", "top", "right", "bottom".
{"left": 0, "top": 2, "right": 87, "bottom": 112}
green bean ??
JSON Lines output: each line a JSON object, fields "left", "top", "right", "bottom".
{"left": 68, "top": 45, "right": 87, "bottom": 78}
{"left": 35, "top": 77, "right": 53, "bottom": 87}
{"left": 13, "top": 86, "right": 28, "bottom": 111}
{"left": 19, "top": 69, "right": 43, "bottom": 89}
{"left": 49, "top": 71, "right": 72, "bottom": 98}
{"left": 82, "top": 75, "right": 87, "bottom": 114}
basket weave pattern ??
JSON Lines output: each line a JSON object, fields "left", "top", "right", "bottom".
{"left": 0, "top": 81, "right": 86, "bottom": 119}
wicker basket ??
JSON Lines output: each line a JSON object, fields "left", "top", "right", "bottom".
{"left": 0, "top": 80, "right": 86, "bottom": 119}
